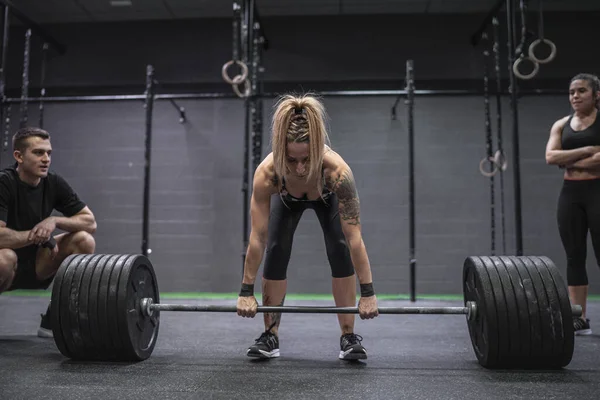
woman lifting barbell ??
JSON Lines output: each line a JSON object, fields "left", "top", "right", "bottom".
{"left": 236, "top": 93, "right": 379, "bottom": 361}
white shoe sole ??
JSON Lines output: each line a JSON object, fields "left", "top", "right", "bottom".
{"left": 37, "top": 327, "right": 53, "bottom": 338}
{"left": 575, "top": 329, "right": 592, "bottom": 336}
{"left": 339, "top": 349, "right": 367, "bottom": 360}
{"left": 247, "top": 349, "right": 280, "bottom": 358}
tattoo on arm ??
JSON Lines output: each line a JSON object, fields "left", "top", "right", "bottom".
{"left": 327, "top": 170, "right": 360, "bottom": 226}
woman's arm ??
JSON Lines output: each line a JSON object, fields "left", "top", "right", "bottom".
{"left": 545, "top": 117, "right": 595, "bottom": 165}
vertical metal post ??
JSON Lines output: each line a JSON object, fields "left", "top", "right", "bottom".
{"left": 505, "top": 0, "right": 523, "bottom": 255}
{"left": 19, "top": 29, "right": 30, "bottom": 128}
{"left": 39, "top": 43, "right": 48, "bottom": 128}
{"left": 241, "top": 0, "right": 255, "bottom": 271}
{"left": 406, "top": 60, "right": 416, "bottom": 302}
{"left": 492, "top": 17, "right": 507, "bottom": 255}
{"left": 482, "top": 37, "right": 496, "bottom": 255}
{"left": 142, "top": 65, "right": 155, "bottom": 257}
{"left": 0, "top": 5, "right": 10, "bottom": 161}
{"left": 250, "top": 20, "right": 263, "bottom": 173}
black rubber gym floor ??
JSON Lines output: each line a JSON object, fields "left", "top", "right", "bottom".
{"left": 1, "top": 296, "right": 599, "bottom": 399}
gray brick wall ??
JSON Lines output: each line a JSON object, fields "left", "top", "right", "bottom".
{"left": 3, "top": 94, "right": 599, "bottom": 295}
{"left": 1, "top": 11, "right": 599, "bottom": 295}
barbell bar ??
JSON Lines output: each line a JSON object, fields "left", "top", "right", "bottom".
{"left": 50, "top": 253, "right": 580, "bottom": 370}
{"left": 140, "top": 298, "right": 481, "bottom": 318}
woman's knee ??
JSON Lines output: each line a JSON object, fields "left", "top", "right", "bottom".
{"left": 263, "top": 243, "right": 291, "bottom": 280}
{"left": 567, "top": 264, "right": 588, "bottom": 286}
{"left": 326, "top": 239, "right": 354, "bottom": 278}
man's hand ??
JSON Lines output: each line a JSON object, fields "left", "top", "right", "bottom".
{"left": 358, "top": 295, "right": 379, "bottom": 320}
{"left": 237, "top": 295, "right": 258, "bottom": 318}
{"left": 28, "top": 217, "right": 56, "bottom": 245}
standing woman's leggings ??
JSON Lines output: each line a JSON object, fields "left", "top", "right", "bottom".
{"left": 557, "top": 178, "right": 600, "bottom": 285}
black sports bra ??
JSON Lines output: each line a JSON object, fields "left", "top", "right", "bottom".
{"left": 561, "top": 112, "right": 600, "bottom": 150}
{"left": 279, "top": 169, "right": 332, "bottom": 203}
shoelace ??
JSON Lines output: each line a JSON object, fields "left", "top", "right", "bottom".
{"left": 255, "top": 321, "right": 278, "bottom": 343}
{"left": 574, "top": 318, "right": 589, "bottom": 330}
{"left": 342, "top": 333, "right": 363, "bottom": 345}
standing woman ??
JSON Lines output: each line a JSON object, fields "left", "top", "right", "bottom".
{"left": 545, "top": 73, "right": 600, "bottom": 335}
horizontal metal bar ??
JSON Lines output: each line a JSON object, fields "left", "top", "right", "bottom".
{"left": 148, "top": 303, "right": 470, "bottom": 315}
{"left": 2, "top": 88, "right": 566, "bottom": 104}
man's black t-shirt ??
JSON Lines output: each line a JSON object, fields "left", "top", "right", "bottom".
{"left": 0, "top": 165, "right": 86, "bottom": 245}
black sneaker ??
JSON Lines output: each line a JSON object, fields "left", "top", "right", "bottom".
{"left": 339, "top": 333, "right": 367, "bottom": 360}
{"left": 247, "top": 330, "right": 280, "bottom": 359}
{"left": 574, "top": 317, "right": 592, "bottom": 336}
{"left": 37, "top": 302, "right": 53, "bottom": 339}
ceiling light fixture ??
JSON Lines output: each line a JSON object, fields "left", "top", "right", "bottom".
{"left": 110, "top": 0, "right": 133, "bottom": 6}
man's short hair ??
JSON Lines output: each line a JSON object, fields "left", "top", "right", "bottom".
{"left": 12, "top": 127, "right": 50, "bottom": 153}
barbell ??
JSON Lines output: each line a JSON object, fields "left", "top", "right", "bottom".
{"left": 50, "top": 253, "right": 581, "bottom": 369}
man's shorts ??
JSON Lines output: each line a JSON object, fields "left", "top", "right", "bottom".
{"left": 8, "top": 245, "right": 53, "bottom": 290}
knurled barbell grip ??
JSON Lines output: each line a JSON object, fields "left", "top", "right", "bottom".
{"left": 141, "top": 298, "right": 476, "bottom": 317}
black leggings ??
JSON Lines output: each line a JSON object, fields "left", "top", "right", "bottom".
{"left": 263, "top": 193, "right": 355, "bottom": 280}
{"left": 557, "top": 179, "right": 600, "bottom": 286}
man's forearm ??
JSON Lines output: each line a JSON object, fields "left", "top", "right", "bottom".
{"left": 0, "top": 227, "right": 32, "bottom": 249}
{"left": 242, "top": 238, "right": 266, "bottom": 284}
{"left": 347, "top": 236, "right": 373, "bottom": 285}
{"left": 53, "top": 214, "right": 97, "bottom": 234}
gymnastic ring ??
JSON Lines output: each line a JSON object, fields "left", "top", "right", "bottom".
{"left": 512, "top": 56, "right": 539, "bottom": 80}
{"left": 528, "top": 38, "right": 557, "bottom": 64}
{"left": 479, "top": 156, "right": 499, "bottom": 178}
{"left": 221, "top": 60, "right": 248, "bottom": 85}
{"left": 492, "top": 150, "right": 508, "bottom": 171}
{"left": 232, "top": 78, "right": 251, "bottom": 98}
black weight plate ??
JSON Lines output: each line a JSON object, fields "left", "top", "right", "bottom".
{"left": 520, "top": 256, "right": 554, "bottom": 367}
{"left": 75, "top": 254, "right": 105, "bottom": 358}
{"left": 511, "top": 257, "right": 544, "bottom": 367}
{"left": 498, "top": 256, "right": 532, "bottom": 366}
{"left": 538, "top": 256, "right": 574, "bottom": 368}
{"left": 87, "top": 254, "right": 119, "bottom": 359}
{"left": 51, "top": 254, "right": 81, "bottom": 359}
{"left": 528, "top": 256, "right": 564, "bottom": 367}
{"left": 116, "top": 254, "right": 160, "bottom": 361}
{"left": 57, "top": 254, "right": 88, "bottom": 358}
{"left": 479, "top": 256, "right": 512, "bottom": 367}
{"left": 487, "top": 256, "right": 523, "bottom": 367}
{"left": 106, "top": 255, "right": 135, "bottom": 356}
{"left": 96, "top": 254, "right": 128, "bottom": 358}
{"left": 463, "top": 256, "right": 499, "bottom": 367}
{"left": 67, "top": 254, "right": 95, "bottom": 359}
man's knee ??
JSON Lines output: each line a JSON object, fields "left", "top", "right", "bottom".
{"left": 0, "top": 249, "right": 17, "bottom": 292}
{"left": 67, "top": 231, "right": 96, "bottom": 254}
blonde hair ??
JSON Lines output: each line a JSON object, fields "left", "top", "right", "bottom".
{"left": 271, "top": 93, "right": 330, "bottom": 189}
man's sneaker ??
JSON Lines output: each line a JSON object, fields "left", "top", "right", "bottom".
{"left": 37, "top": 303, "right": 53, "bottom": 338}
{"left": 339, "top": 333, "right": 367, "bottom": 360}
{"left": 574, "top": 317, "right": 592, "bottom": 336}
{"left": 247, "top": 330, "right": 280, "bottom": 359}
